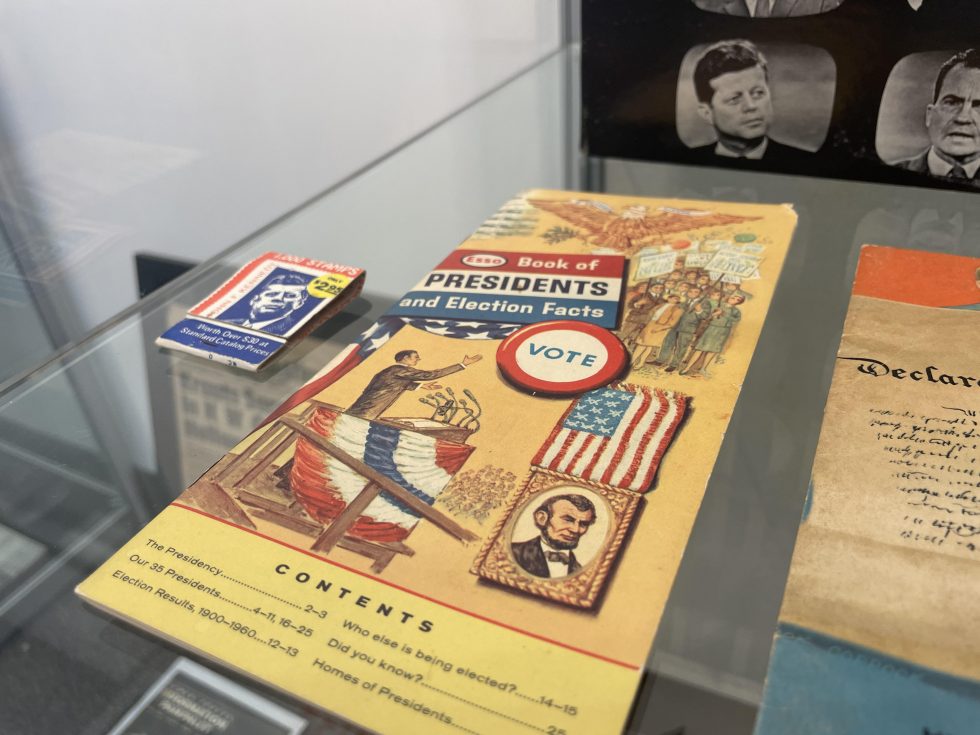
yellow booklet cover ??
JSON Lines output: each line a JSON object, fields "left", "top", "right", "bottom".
{"left": 78, "top": 190, "right": 797, "bottom": 734}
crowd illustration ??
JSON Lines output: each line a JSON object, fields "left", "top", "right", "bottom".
{"left": 621, "top": 264, "right": 750, "bottom": 378}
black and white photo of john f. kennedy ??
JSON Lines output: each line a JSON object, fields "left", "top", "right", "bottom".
{"left": 676, "top": 40, "right": 834, "bottom": 165}
{"left": 879, "top": 50, "right": 980, "bottom": 185}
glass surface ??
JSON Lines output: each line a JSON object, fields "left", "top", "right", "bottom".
{"left": 0, "top": 47, "right": 575, "bottom": 735}
{"left": 1, "top": 46, "right": 978, "bottom": 734}
{"left": 0, "top": 3, "right": 562, "bottom": 384}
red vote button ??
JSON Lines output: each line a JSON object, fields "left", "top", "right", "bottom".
{"left": 496, "top": 320, "right": 628, "bottom": 396}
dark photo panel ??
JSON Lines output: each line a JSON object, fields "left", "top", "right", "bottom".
{"left": 584, "top": 0, "right": 980, "bottom": 191}
{"left": 676, "top": 41, "right": 836, "bottom": 164}
{"left": 691, "top": 0, "right": 845, "bottom": 18}
{"left": 877, "top": 49, "right": 980, "bottom": 187}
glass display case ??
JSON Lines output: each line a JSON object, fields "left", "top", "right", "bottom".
{"left": 1, "top": 47, "right": 977, "bottom": 734}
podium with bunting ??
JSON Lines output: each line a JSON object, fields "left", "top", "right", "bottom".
{"left": 196, "top": 400, "right": 478, "bottom": 573}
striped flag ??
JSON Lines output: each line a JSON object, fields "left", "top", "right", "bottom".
{"left": 291, "top": 406, "right": 474, "bottom": 542}
{"left": 531, "top": 384, "right": 687, "bottom": 493}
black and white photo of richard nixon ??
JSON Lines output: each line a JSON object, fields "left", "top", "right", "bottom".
{"left": 892, "top": 49, "right": 980, "bottom": 184}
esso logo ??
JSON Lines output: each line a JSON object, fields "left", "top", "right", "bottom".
{"left": 461, "top": 253, "right": 507, "bottom": 268}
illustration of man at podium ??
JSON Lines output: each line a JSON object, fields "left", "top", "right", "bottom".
{"left": 348, "top": 349, "right": 482, "bottom": 420}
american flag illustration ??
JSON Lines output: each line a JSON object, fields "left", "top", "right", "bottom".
{"left": 532, "top": 385, "right": 688, "bottom": 493}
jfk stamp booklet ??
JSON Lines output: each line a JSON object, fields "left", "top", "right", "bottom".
{"left": 78, "top": 190, "right": 797, "bottom": 734}
{"left": 157, "top": 252, "right": 365, "bottom": 371}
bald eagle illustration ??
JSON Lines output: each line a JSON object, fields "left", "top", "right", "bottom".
{"left": 529, "top": 198, "right": 760, "bottom": 253}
